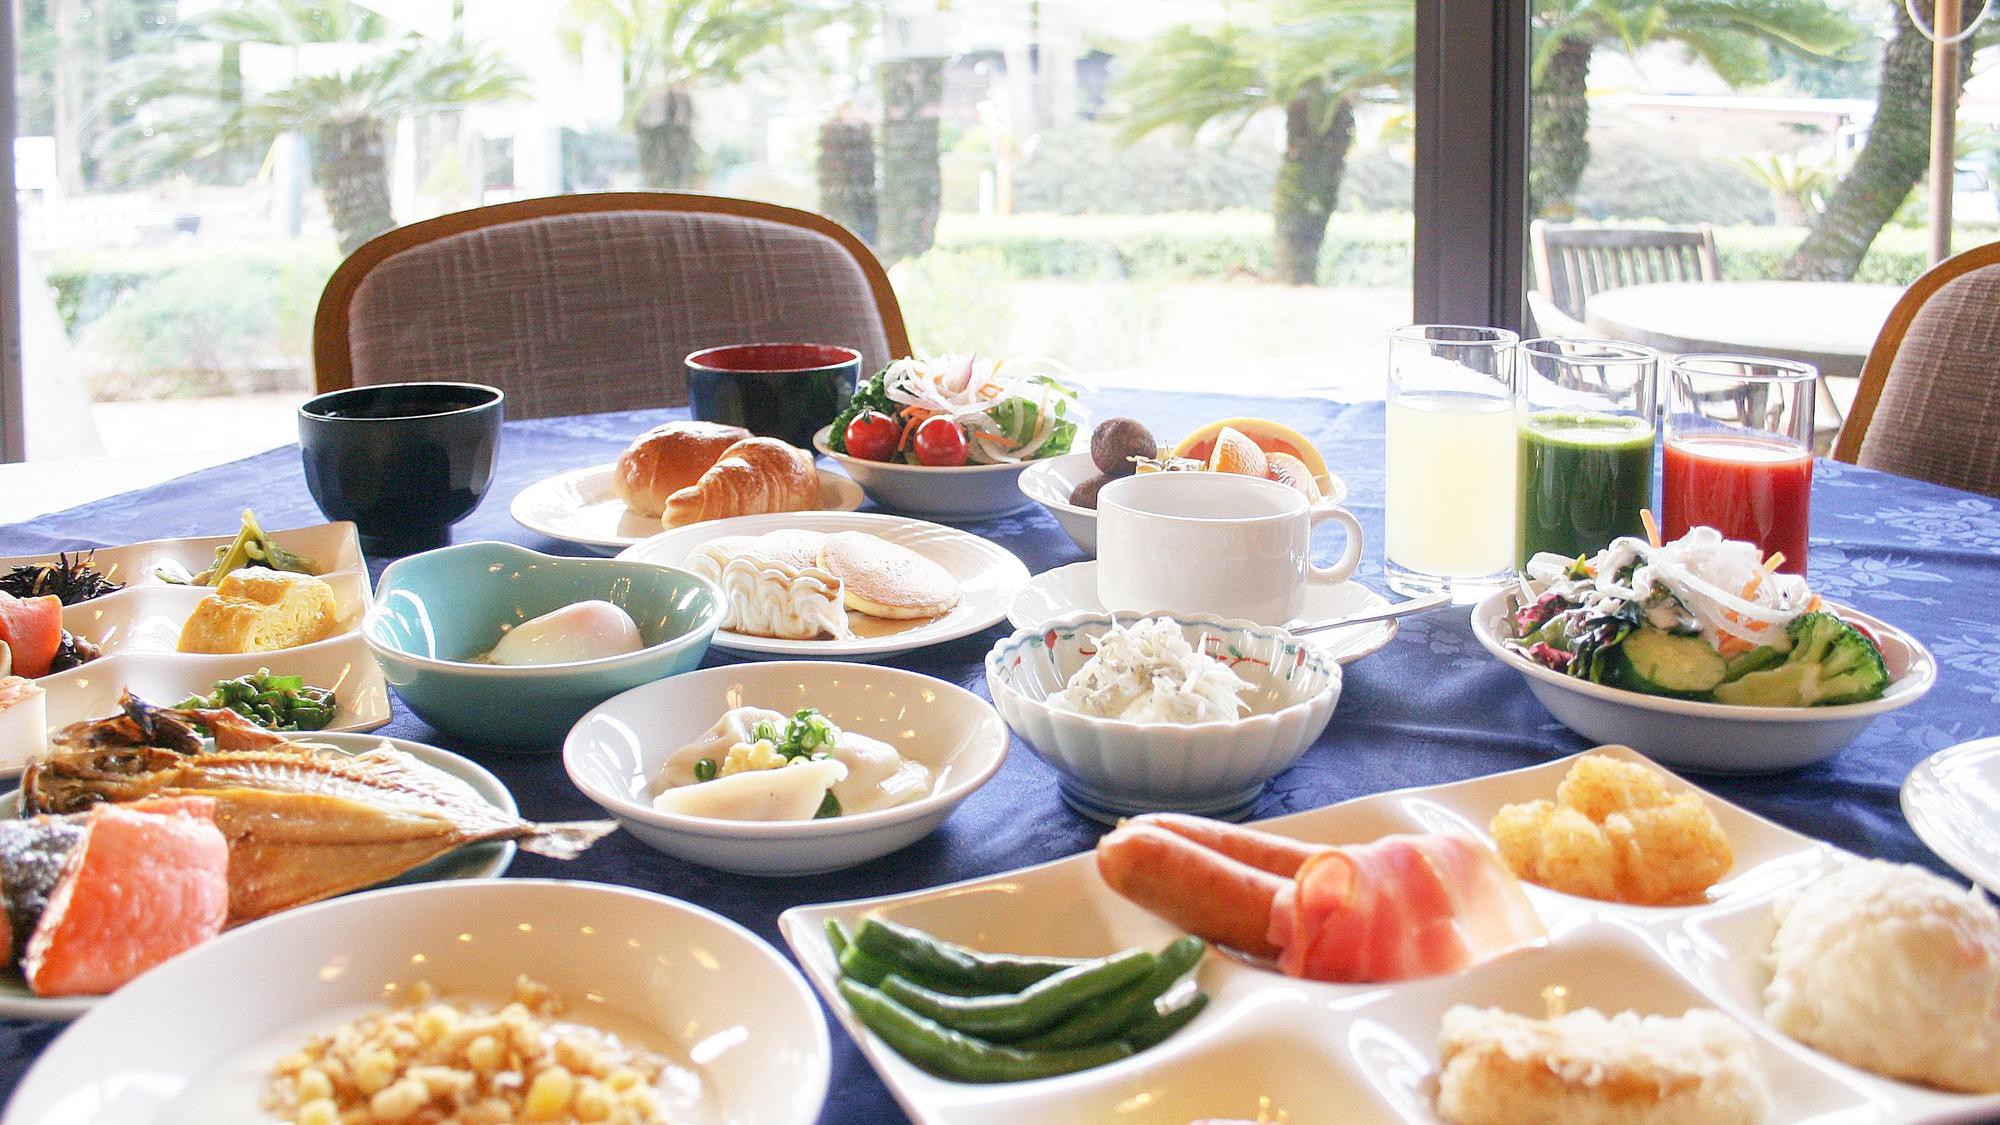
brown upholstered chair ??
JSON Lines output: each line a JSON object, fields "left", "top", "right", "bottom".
{"left": 313, "top": 193, "right": 911, "bottom": 420}
{"left": 1527, "top": 221, "right": 1721, "bottom": 338}
{"left": 1834, "top": 241, "right": 2000, "bottom": 497}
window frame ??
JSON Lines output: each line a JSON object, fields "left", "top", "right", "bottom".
{"left": 1, "top": 0, "right": 22, "bottom": 464}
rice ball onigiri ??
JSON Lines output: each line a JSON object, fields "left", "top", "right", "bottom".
{"left": 1764, "top": 859, "right": 2000, "bottom": 1093}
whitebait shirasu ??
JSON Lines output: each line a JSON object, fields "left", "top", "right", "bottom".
{"left": 878, "top": 354, "right": 1089, "bottom": 465}
{"left": 1525, "top": 527, "right": 1813, "bottom": 651}
{"left": 1050, "top": 616, "right": 1253, "bottom": 724}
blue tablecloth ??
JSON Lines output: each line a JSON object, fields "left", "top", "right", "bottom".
{"left": 3, "top": 390, "right": 1996, "bottom": 1120}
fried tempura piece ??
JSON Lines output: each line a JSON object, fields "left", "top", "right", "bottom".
{"left": 1490, "top": 752, "right": 1732, "bottom": 906}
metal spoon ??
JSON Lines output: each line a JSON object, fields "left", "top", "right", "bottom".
{"left": 1288, "top": 589, "right": 1453, "bottom": 635}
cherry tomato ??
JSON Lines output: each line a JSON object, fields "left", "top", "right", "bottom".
{"left": 843, "top": 411, "right": 901, "bottom": 462}
{"left": 913, "top": 416, "right": 970, "bottom": 466}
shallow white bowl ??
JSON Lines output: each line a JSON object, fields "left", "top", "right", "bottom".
{"left": 3, "top": 879, "right": 829, "bottom": 1124}
{"left": 812, "top": 425, "right": 1036, "bottom": 520}
{"left": 564, "top": 661, "right": 1008, "bottom": 875}
{"left": 1017, "top": 453, "right": 1349, "bottom": 558}
{"left": 985, "top": 611, "right": 1342, "bottom": 822}
{"left": 1470, "top": 587, "right": 1937, "bottom": 774}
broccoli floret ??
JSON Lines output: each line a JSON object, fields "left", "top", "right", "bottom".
{"left": 1711, "top": 612, "right": 1889, "bottom": 707}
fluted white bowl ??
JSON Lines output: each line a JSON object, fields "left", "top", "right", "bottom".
{"left": 985, "top": 611, "right": 1341, "bottom": 822}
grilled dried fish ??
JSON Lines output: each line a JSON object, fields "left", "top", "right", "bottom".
{"left": 27, "top": 694, "right": 616, "bottom": 923}
{"left": 0, "top": 815, "right": 83, "bottom": 960}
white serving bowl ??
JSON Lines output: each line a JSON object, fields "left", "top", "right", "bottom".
{"left": 1017, "top": 453, "right": 1352, "bottom": 558}
{"left": 985, "top": 611, "right": 1342, "bottom": 822}
{"left": 1470, "top": 586, "right": 1937, "bottom": 774}
{"left": 2, "top": 879, "right": 829, "bottom": 1125}
{"left": 812, "top": 424, "right": 1036, "bottom": 520}
{"left": 564, "top": 661, "right": 1008, "bottom": 875}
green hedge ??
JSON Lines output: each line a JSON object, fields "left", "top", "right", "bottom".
{"left": 43, "top": 242, "right": 339, "bottom": 335}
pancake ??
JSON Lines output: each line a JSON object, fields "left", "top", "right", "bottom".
{"left": 751, "top": 529, "right": 830, "bottom": 572}
{"left": 817, "top": 532, "right": 961, "bottom": 620}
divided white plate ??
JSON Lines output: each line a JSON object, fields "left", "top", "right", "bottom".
{"left": 1018, "top": 453, "right": 1348, "bottom": 558}
{"left": 1903, "top": 735, "right": 2000, "bottom": 896}
{"left": 0, "top": 732, "right": 518, "bottom": 1022}
{"left": 510, "top": 462, "right": 866, "bottom": 554}
{"left": 618, "top": 511, "right": 1031, "bottom": 660}
{"left": 3, "top": 880, "right": 829, "bottom": 1124}
{"left": 0, "top": 521, "right": 363, "bottom": 591}
{"left": 1008, "top": 560, "right": 1398, "bottom": 665}
{"left": 782, "top": 744, "right": 2000, "bottom": 1125}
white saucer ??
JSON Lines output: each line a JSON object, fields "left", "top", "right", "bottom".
{"left": 510, "top": 463, "right": 866, "bottom": 555}
{"left": 1007, "top": 561, "right": 1398, "bottom": 665}
{"left": 1902, "top": 735, "right": 2000, "bottom": 895}
{"left": 619, "top": 511, "right": 1030, "bottom": 661}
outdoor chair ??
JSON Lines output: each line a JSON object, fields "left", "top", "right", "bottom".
{"left": 313, "top": 193, "right": 909, "bottom": 420}
{"left": 1834, "top": 241, "right": 2000, "bottom": 498}
{"left": 1527, "top": 221, "right": 1721, "bottom": 339}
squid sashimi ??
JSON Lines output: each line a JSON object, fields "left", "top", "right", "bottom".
{"left": 20, "top": 796, "right": 229, "bottom": 997}
{"left": 1096, "top": 815, "right": 1545, "bottom": 983}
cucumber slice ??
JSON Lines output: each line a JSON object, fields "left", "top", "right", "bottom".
{"left": 1612, "top": 627, "right": 1727, "bottom": 698}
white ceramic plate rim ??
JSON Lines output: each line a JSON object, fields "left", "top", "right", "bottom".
{"left": 0, "top": 732, "right": 518, "bottom": 1021}
{"left": 4, "top": 879, "right": 830, "bottom": 1121}
{"left": 1017, "top": 452, "right": 1349, "bottom": 514}
{"left": 563, "top": 661, "right": 1009, "bottom": 839}
{"left": 617, "top": 511, "right": 1031, "bottom": 658}
{"left": 1470, "top": 585, "right": 1937, "bottom": 722}
{"left": 1901, "top": 735, "right": 2000, "bottom": 896}
{"left": 508, "top": 462, "right": 866, "bottom": 551}
{"left": 812, "top": 425, "right": 1042, "bottom": 476}
{"left": 363, "top": 546, "right": 726, "bottom": 678}
{"left": 985, "top": 610, "right": 1342, "bottom": 734}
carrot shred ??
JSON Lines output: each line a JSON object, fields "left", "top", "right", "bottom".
{"left": 1717, "top": 633, "right": 1754, "bottom": 658}
{"left": 1640, "top": 509, "right": 1661, "bottom": 549}
{"left": 1805, "top": 594, "right": 1822, "bottom": 613}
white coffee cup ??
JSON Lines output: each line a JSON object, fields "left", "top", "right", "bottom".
{"left": 1096, "top": 472, "right": 1365, "bottom": 625}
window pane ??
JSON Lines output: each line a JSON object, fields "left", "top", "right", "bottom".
{"left": 12, "top": 0, "right": 1418, "bottom": 477}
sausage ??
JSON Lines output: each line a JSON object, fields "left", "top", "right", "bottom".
{"left": 1126, "top": 813, "right": 1322, "bottom": 878}
{"left": 1095, "top": 822, "right": 1286, "bottom": 959}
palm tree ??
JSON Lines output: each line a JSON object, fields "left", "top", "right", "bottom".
{"left": 561, "top": 0, "right": 797, "bottom": 189}
{"left": 1113, "top": 0, "right": 1414, "bottom": 285}
{"left": 100, "top": 0, "right": 523, "bottom": 253}
{"left": 1530, "top": 0, "right": 1860, "bottom": 218}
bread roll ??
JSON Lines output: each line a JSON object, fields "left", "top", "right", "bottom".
{"left": 614, "top": 421, "right": 752, "bottom": 517}
{"left": 664, "top": 438, "right": 819, "bottom": 527}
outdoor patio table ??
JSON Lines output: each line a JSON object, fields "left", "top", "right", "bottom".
{"left": 2, "top": 387, "right": 1996, "bottom": 1122}
{"left": 1583, "top": 280, "right": 1902, "bottom": 382}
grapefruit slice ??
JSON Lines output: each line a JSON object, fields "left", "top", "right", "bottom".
{"left": 1173, "top": 418, "right": 1331, "bottom": 485}
{"left": 1206, "top": 426, "right": 1268, "bottom": 478}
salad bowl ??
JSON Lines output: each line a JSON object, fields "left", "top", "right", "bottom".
{"left": 364, "top": 541, "right": 724, "bottom": 752}
{"left": 1471, "top": 588, "right": 1936, "bottom": 774}
{"left": 564, "top": 661, "right": 1009, "bottom": 875}
{"left": 813, "top": 424, "right": 1037, "bottom": 521}
{"left": 986, "top": 611, "right": 1342, "bottom": 822}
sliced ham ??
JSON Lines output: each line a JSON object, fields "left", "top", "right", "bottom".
{"left": 1266, "top": 833, "right": 1546, "bottom": 982}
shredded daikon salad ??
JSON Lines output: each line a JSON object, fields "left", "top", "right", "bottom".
{"left": 1050, "top": 617, "right": 1254, "bottom": 723}
{"left": 1522, "top": 526, "right": 1815, "bottom": 653}
{"left": 876, "top": 354, "right": 1087, "bottom": 464}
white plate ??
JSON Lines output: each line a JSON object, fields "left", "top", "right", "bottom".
{"left": 0, "top": 521, "right": 364, "bottom": 592}
{"left": 781, "top": 744, "right": 2000, "bottom": 1125}
{"left": 510, "top": 462, "right": 866, "bottom": 554}
{"left": 565, "top": 661, "right": 1008, "bottom": 875}
{"left": 1018, "top": 453, "right": 1348, "bottom": 558}
{"left": 1470, "top": 587, "right": 1937, "bottom": 774}
{"left": 4, "top": 879, "right": 829, "bottom": 1124}
{"left": 1007, "top": 561, "right": 1398, "bottom": 665}
{"left": 1902, "top": 735, "right": 2000, "bottom": 896}
{"left": 0, "top": 732, "right": 517, "bottom": 1022}
{"left": 618, "top": 511, "right": 1031, "bottom": 660}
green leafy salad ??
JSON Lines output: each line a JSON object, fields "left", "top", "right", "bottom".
{"left": 1509, "top": 526, "right": 1890, "bottom": 707}
{"left": 827, "top": 354, "right": 1084, "bottom": 464}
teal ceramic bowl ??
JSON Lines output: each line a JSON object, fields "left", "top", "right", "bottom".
{"left": 365, "top": 541, "right": 724, "bottom": 752}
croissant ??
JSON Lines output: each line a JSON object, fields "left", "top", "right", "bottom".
{"left": 663, "top": 437, "right": 820, "bottom": 527}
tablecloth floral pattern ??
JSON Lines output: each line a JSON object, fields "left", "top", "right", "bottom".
{"left": 2, "top": 391, "right": 1995, "bottom": 1122}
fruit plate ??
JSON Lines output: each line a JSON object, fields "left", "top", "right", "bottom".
{"left": 509, "top": 462, "right": 866, "bottom": 555}
{"left": 618, "top": 511, "right": 1031, "bottom": 661}
{"left": 0, "top": 732, "right": 516, "bottom": 1023}
{"left": 1018, "top": 453, "right": 1348, "bottom": 558}
{"left": 780, "top": 744, "right": 2000, "bottom": 1125}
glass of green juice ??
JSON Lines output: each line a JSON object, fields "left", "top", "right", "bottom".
{"left": 1515, "top": 339, "right": 1660, "bottom": 569}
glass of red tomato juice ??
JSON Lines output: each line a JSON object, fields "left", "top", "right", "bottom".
{"left": 1662, "top": 355, "right": 1816, "bottom": 574}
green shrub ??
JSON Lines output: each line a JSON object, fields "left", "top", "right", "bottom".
{"left": 1012, "top": 124, "right": 1277, "bottom": 215}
